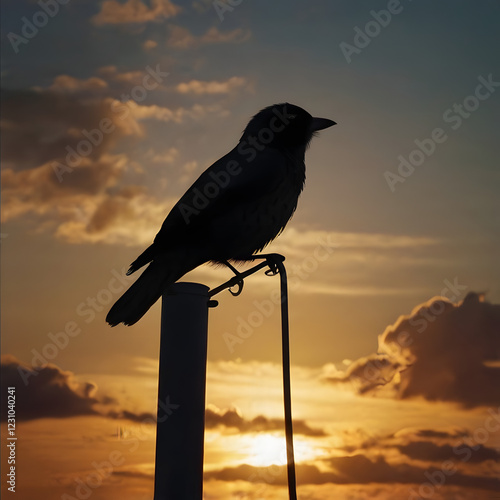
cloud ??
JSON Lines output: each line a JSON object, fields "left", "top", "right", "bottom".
{"left": 0, "top": 356, "right": 159, "bottom": 423}
{"left": 92, "top": 0, "right": 181, "bottom": 26}
{"left": 205, "top": 405, "right": 327, "bottom": 437}
{"left": 340, "top": 426, "right": 500, "bottom": 466}
{"left": 47, "top": 75, "right": 109, "bottom": 92}
{"left": 145, "top": 146, "right": 179, "bottom": 164}
{"left": 167, "top": 24, "right": 250, "bottom": 49}
{"left": 166, "top": 25, "right": 196, "bottom": 49}
{"left": 327, "top": 292, "right": 500, "bottom": 407}
{"left": 143, "top": 39, "right": 158, "bottom": 50}
{"left": 408, "top": 428, "right": 470, "bottom": 440}
{"left": 98, "top": 66, "right": 145, "bottom": 84}
{"left": 396, "top": 440, "right": 500, "bottom": 464}
{"left": 324, "top": 353, "right": 403, "bottom": 395}
{"left": 201, "top": 26, "right": 251, "bottom": 44}
{"left": 0, "top": 355, "right": 328, "bottom": 439}
{"left": 175, "top": 76, "right": 249, "bottom": 95}
{"left": 1, "top": 148, "right": 172, "bottom": 247}
{"left": 268, "top": 228, "right": 438, "bottom": 255}
{"left": 2, "top": 154, "right": 126, "bottom": 220}
{"left": 0, "top": 87, "right": 184, "bottom": 245}
{"left": 0, "top": 89, "right": 135, "bottom": 172}
{"left": 204, "top": 457, "right": 500, "bottom": 491}
{"left": 41, "top": 65, "right": 170, "bottom": 95}
{"left": 1, "top": 355, "right": 102, "bottom": 421}
{"left": 127, "top": 100, "right": 229, "bottom": 123}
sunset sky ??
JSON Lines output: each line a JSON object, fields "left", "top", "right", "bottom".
{"left": 1, "top": 1, "right": 500, "bottom": 499}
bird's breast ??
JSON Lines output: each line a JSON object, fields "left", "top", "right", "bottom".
{"left": 207, "top": 155, "right": 305, "bottom": 258}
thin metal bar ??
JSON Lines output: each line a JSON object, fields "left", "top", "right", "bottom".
{"left": 276, "top": 260, "right": 297, "bottom": 500}
{"left": 208, "top": 253, "right": 297, "bottom": 499}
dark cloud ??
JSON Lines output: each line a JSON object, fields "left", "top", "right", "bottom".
{"left": 338, "top": 425, "right": 500, "bottom": 480}
{"left": 0, "top": 89, "right": 134, "bottom": 172}
{"left": 1, "top": 355, "right": 101, "bottom": 421}
{"left": 327, "top": 292, "right": 500, "bottom": 407}
{"left": 324, "top": 353, "right": 402, "bottom": 394}
{"left": 396, "top": 441, "right": 500, "bottom": 464}
{"left": 205, "top": 406, "right": 327, "bottom": 437}
{"left": 411, "top": 429, "right": 470, "bottom": 440}
{"left": 0, "top": 356, "right": 154, "bottom": 423}
{"left": 112, "top": 469, "right": 154, "bottom": 479}
{"left": 205, "top": 456, "right": 500, "bottom": 491}
{"left": 204, "top": 463, "right": 287, "bottom": 485}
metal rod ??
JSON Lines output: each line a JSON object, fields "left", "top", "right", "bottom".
{"left": 209, "top": 254, "right": 297, "bottom": 499}
{"left": 276, "top": 260, "right": 297, "bottom": 500}
{"left": 153, "top": 282, "right": 209, "bottom": 500}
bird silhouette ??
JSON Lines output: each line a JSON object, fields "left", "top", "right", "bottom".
{"left": 106, "top": 103, "right": 335, "bottom": 326}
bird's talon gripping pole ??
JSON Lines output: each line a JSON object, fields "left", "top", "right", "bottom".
{"left": 209, "top": 253, "right": 297, "bottom": 500}
{"left": 263, "top": 254, "right": 284, "bottom": 276}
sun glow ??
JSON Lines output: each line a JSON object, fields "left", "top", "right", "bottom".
{"left": 244, "top": 433, "right": 324, "bottom": 467}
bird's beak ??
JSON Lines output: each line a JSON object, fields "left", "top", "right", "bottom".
{"left": 310, "top": 117, "right": 336, "bottom": 132}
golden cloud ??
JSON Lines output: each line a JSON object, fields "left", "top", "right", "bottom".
{"left": 175, "top": 76, "right": 249, "bottom": 95}
{"left": 167, "top": 24, "right": 251, "bottom": 49}
{"left": 92, "top": 0, "right": 181, "bottom": 26}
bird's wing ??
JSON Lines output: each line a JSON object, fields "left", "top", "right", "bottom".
{"left": 153, "top": 145, "right": 292, "bottom": 249}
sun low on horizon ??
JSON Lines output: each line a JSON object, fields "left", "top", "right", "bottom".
{"left": 1, "top": 1, "right": 499, "bottom": 499}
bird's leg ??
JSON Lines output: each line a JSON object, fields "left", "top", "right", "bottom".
{"left": 238, "top": 253, "right": 285, "bottom": 277}
{"left": 209, "top": 254, "right": 286, "bottom": 299}
{"left": 222, "top": 261, "right": 244, "bottom": 296}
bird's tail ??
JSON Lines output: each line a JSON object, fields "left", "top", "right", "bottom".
{"left": 106, "top": 254, "right": 198, "bottom": 327}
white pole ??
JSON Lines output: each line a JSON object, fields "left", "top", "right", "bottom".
{"left": 153, "top": 282, "right": 209, "bottom": 500}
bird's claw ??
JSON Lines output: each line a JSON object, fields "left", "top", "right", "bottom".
{"left": 264, "top": 255, "right": 283, "bottom": 276}
{"left": 229, "top": 279, "right": 244, "bottom": 296}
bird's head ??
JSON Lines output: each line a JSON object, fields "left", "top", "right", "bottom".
{"left": 240, "top": 103, "right": 336, "bottom": 150}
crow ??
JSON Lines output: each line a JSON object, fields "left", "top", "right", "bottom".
{"left": 106, "top": 103, "right": 335, "bottom": 326}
